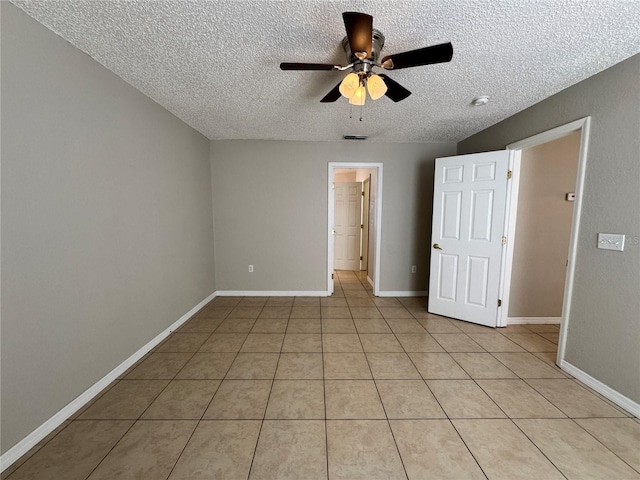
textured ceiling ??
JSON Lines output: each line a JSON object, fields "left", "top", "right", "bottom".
{"left": 11, "top": 0, "right": 640, "bottom": 143}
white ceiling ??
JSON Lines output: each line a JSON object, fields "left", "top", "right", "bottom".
{"left": 12, "top": 0, "right": 640, "bottom": 143}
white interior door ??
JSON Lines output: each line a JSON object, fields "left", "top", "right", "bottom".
{"left": 361, "top": 177, "right": 370, "bottom": 272}
{"left": 428, "top": 151, "right": 510, "bottom": 327}
{"left": 334, "top": 182, "right": 362, "bottom": 271}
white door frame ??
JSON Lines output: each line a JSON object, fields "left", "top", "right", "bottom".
{"left": 328, "top": 163, "right": 383, "bottom": 296}
{"left": 499, "top": 117, "right": 591, "bottom": 366}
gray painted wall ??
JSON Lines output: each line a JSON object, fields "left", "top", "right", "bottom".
{"left": 509, "top": 132, "right": 580, "bottom": 318}
{"left": 210, "top": 140, "right": 456, "bottom": 293}
{"left": 459, "top": 54, "right": 640, "bottom": 403}
{"left": 1, "top": 3, "right": 216, "bottom": 454}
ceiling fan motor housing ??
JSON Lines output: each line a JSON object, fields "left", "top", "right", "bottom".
{"left": 342, "top": 29, "right": 385, "bottom": 73}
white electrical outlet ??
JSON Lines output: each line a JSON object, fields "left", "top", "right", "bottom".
{"left": 411, "top": 265, "right": 417, "bottom": 274}
{"left": 597, "top": 233, "right": 625, "bottom": 252}
{"left": 248, "top": 265, "right": 254, "bottom": 273}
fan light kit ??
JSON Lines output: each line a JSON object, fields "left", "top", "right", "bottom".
{"left": 280, "top": 12, "right": 453, "bottom": 115}
{"left": 472, "top": 96, "right": 490, "bottom": 106}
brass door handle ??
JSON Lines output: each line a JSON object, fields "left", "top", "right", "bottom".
{"left": 433, "top": 243, "right": 443, "bottom": 250}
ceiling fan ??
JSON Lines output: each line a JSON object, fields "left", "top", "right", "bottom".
{"left": 280, "top": 12, "right": 453, "bottom": 104}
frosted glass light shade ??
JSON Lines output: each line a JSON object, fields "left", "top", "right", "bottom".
{"left": 367, "top": 74, "right": 387, "bottom": 100}
{"left": 349, "top": 85, "right": 367, "bottom": 105}
{"left": 339, "top": 73, "right": 360, "bottom": 99}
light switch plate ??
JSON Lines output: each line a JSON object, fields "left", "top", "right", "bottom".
{"left": 597, "top": 233, "right": 625, "bottom": 251}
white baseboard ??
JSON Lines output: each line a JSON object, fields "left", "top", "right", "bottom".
{"left": 367, "top": 276, "right": 374, "bottom": 288}
{"left": 560, "top": 360, "right": 639, "bottom": 417}
{"left": 507, "top": 317, "right": 561, "bottom": 325}
{"left": 0, "top": 291, "right": 217, "bottom": 474}
{"left": 215, "top": 290, "right": 330, "bottom": 297}
{"left": 377, "top": 291, "right": 428, "bottom": 297}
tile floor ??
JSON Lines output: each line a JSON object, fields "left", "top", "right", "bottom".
{"left": 4, "top": 270, "right": 639, "bottom": 479}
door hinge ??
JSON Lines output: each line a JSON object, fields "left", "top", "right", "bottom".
{"left": 498, "top": 299, "right": 502, "bottom": 307}
{"left": 361, "top": 224, "right": 364, "bottom": 229}
{"left": 507, "top": 170, "right": 512, "bottom": 180}
{"left": 331, "top": 273, "right": 334, "bottom": 280}
{"left": 502, "top": 236, "right": 507, "bottom": 245}
{"left": 360, "top": 256, "right": 363, "bottom": 261}
{"left": 362, "top": 191, "right": 365, "bottom": 196}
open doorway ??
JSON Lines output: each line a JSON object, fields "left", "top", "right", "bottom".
{"left": 328, "top": 163, "right": 383, "bottom": 296}
{"left": 502, "top": 117, "right": 591, "bottom": 366}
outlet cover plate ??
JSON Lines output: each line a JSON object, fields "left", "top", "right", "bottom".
{"left": 597, "top": 233, "right": 625, "bottom": 251}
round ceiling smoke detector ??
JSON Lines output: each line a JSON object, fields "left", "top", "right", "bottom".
{"left": 472, "top": 96, "right": 490, "bottom": 107}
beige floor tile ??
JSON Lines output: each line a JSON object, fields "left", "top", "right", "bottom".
{"left": 293, "top": 296, "right": 321, "bottom": 306}
{"left": 322, "top": 318, "right": 357, "bottom": 333}
{"left": 321, "top": 306, "right": 352, "bottom": 318}
{"left": 325, "top": 380, "right": 385, "bottom": 419}
{"left": 453, "top": 419, "right": 565, "bottom": 479}
{"left": 322, "top": 333, "right": 363, "bottom": 352}
{"left": 450, "top": 353, "right": 518, "bottom": 378}
{"left": 175, "top": 353, "right": 236, "bottom": 379}
{"left": 156, "top": 333, "right": 211, "bottom": 352}
{"left": 350, "top": 307, "right": 383, "bottom": 319}
{"left": 198, "top": 306, "right": 233, "bottom": 319}
{"left": 142, "top": 380, "right": 220, "bottom": 419}
{"left": 386, "top": 318, "right": 426, "bottom": 333}
{"left": 87, "top": 420, "right": 196, "bottom": 479}
{"left": 503, "top": 333, "right": 558, "bottom": 352}
{"left": 290, "top": 306, "right": 320, "bottom": 318}
{"left": 366, "top": 353, "right": 421, "bottom": 379}
{"left": 371, "top": 297, "right": 402, "bottom": 307}
{"left": 203, "top": 380, "right": 272, "bottom": 419}
{"left": 431, "top": 333, "right": 485, "bottom": 352}
{"left": 477, "top": 379, "right": 566, "bottom": 418}
{"left": 539, "top": 332, "right": 559, "bottom": 344}
{"left": 526, "top": 379, "right": 627, "bottom": 417}
{"left": 125, "top": 352, "right": 192, "bottom": 379}
{"left": 258, "top": 306, "right": 292, "bottom": 318}
{"left": 347, "top": 297, "right": 377, "bottom": 307}
{"left": 228, "top": 306, "right": 263, "bottom": 319}
{"left": 327, "top": 420, "right": 406, "bottom": 480}
{"left": 515, "top": 418, "right": 640, "bottom": 479}
{"left": 79, "top": 380, "right": 169, "bottom": 419}
{"left": 359, "top": 334, "right": 404, "bottom": 352}
{"left": 5, "top": 421, "right": 133, "bottom": 480}
{"left": 524, "top": 324, "right": 560, "bottom": 333}
{"left": 409, "top": 353, "right": 470, "bottom": 379}
{"left": 225, "top": 353, "right": 279, "bottom": 379}
{"left": 395, "top": 333, "right": 444, "bottom": 352}
{"left": 378, "top": 307, "right": 413, "bottom": 319}
{"left": 198, "top": 333, "right": 248, "bottom": 352}
{"left": 281, "top": 333, "right": 322, "bottom": 352}
{"left": 168, "top": 420, "right": 260, "bottom": 479}
{"left": 276, "top": 353, "right": 323, "bottom": 379}
{"left": 209, "top": 297, "right": 242, "bottom": 307}
{"left": 265, "top": 380, "right": 324, "bottom": 419}
{"left": 376, "top": 380, "right": 446, "bottom": 419}
{"left": 238, "top": 297, "right": 268, "bottom": 307}
{"left": 390, "top": 420, "right": 485, "bottom": 479}
{"left": 323, "top": 353, "right": 372, "bottom": 379}
{"left": 574, "top": 418, "right": 640, "bottom": 472}
{"left": 354, "top": 317, "right": 392, "bottom": 333}
{"left": 179, "top": 318, "right": 223, "bottom": 334}
{"left": 286, "top": 317, "right": 321, "bottom": 333}
{"left": 249, "top": 420, "right": 327, "bottom": 480}
{"left": 320, "top": 297, "right": 348, "bottom": 307}
{"left": 449, "top": 320, "right": 496, "bottom": 334}
{"left": 215, "top": 318, "right": 256, "bottom": 333}
{"left": 501, "top": 324, "right": 537, "bottom": 333}
{"left": 532, "top": 350, "right": 560, "bottom": 365}
{"left": 240, "top": 333, "right": 284, "bottom": 352}
{"left": 417, "top": 318, "right": 462, "bottom": 333}
{"left": 265, "top": 297, "right": 294, "bottom": 306}
{"left": 250, "top": 318, "right": 288, "bottom": 333}
{"left": 492, "top": 352, "right": 567, "bottom": 378}
{"left": 467, "top": 333, "right": 526, "bottom": 352}
{"left": 427, "top": 380, "right": 506, "bottom": 418}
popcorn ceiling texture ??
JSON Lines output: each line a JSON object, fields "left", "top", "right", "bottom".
{"left": 11, "top": 0, "right": 640, "bottom": 143}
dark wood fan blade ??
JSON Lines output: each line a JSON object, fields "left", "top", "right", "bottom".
{"left": 343, "top": 12, "right": 373, "bottom": 58}
{"left": 381, "top": 42, "right": 453, "bottom": 70}
{"left": 378, "top": 74, "right": 411, "bottom": 102}
{"left": 320, "top": 82, "right": 342, "bottom": 102}
{"left": 280, "top": 62, "right": 338, "bottom": 71}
